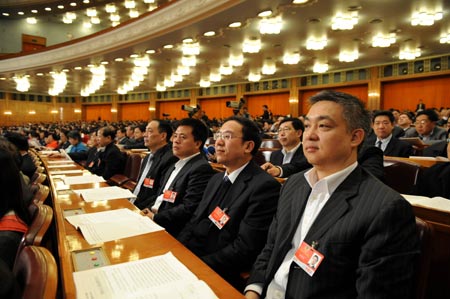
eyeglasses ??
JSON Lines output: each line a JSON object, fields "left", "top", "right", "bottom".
{"left": 277, "top": 127, "right": 293, "bottom": 133}
{"left": 414, "top": 120, "right": 429, "bottom": 126}
{"left": 214, "top": 132, "right": 242, "bottom": 141}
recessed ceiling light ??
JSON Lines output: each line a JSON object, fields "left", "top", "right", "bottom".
{"left": 58, "top": 5, "right": 64, "bottom": 9}
{"left": 114, "top": 57, "right": 124, "bottom": 61}
{"left": 204, "top": 31, "right": 215, "bottom": 37}
{"left": 163, "top": 44, "right": 173, "bottom": 49}
{"left": 229, "top": 22, "right": 242, "bottom": 28}
{"left": 45, "top": 7, "right": 52, "bottom": 11}
{"left": 100, "top": 61, "right": 109, "bottom": 65}
{"left": 183, "top": 38, "right": 194, "bottom": 43}
{"left": 74, "top": 66, "right": 82, "bottom": 70}
{"left": 145, "top": 49, "right": 155, "bottom": 54}
{"left": 129, "top": 54, "right": 139, "bottom": 58}
{"left": 2, "top": 13, "right": 10, "bottom": 16}
{"left": 70, "top": 2, "right": 77, "bottom": 6}
{"left": 26, "top": 17, "right": 37, "bottom": 24}
{"left": 0, "top": 77, "right": 6, "bottom": 80}
{"left": 258, "top": 10, "right": 272, "bottom": 17}
{"left": 83, "top": 0, "right": 90, "bottom": 3}
{"left": 292, "top": 0, "right": 309, "bottom": 3}
{"left": 18, "top": 12, "right": 24, "bottom": 15}
{"left": 87, "top": 64, "right": 94, "bottom": 68}
{"left": 62, "top": 69, "right": 69, "bottom": 72}
{"left": 31, "top": 10, "right": 38, "bottom": 13}
{"left": 49, "top": 71, "right": 55, "bottom": 74}
{"left": 36, "top": 73, "right": 44, "bottom": 76}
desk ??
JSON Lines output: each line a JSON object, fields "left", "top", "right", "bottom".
{"left": 42, "top": 156, "right": 243, "bottom": 299}
{"left": 384, "top": 156, "right": 448, "bottom": 168}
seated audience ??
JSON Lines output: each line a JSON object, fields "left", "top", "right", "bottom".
{"left": 404, "top": 109, "right": 447, "bottom": 143}
{"left": 133, "top": 120, "right": 178, "bottom": 209}
{"left": 116, "top": 127, "right": 131, "bottom": 145}
{"left": 44, "top": 132, "right": 59, "bottom": 150}
{"left": 123, "top": 124, "right": 146, "bottom": 149}
{"left": 366, "top": 110, "right": 413, "bottom": 157}
{"left": 177, "top": 116, "right": 281, "bottom": 290}
{"left": 261, "top": 117, "right": 311, "bottom": 178}
{"left": 141, "top": 118, "right": 214, "bottom": 237}
{"left": 58, "top": 130, "right": 71, "bottom": 150}
{"left": 5, "top": 132, "right": 36, "bottom": 181}
{"left": 94, "top": 126, "right": 125, "bottom": 180}
{"left": 396, "top": 111, "right": 416, "bottom": 136}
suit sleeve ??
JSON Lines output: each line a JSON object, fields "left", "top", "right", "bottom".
{"left": 102, "top": 148, "right": 124, "bottom": 180}
{"left": 280, "top": 154, "right": 311, "bottom": 178}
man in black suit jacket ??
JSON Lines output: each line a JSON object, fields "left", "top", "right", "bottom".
{"left": 261, "top": 117, "right": 311, "bottom": 178}
{"left": 178, "top": 116, "right": 280, "bottom": 289}
{"left": 141, "top": 118, "right": 214, "bottom": 237}
{"left": 245, "top": 91, "right": 419, "bottom": 299}
{"left": 94, "top": 126, "right": 125, "bottom": 180}
{"left": 133, "top": 120, "right": 178, "bottom": 209}
{"left": 366, "top": 110, "right": 413, "bottom": 157}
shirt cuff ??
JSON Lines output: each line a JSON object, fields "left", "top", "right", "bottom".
{"left": 276, "top": 166, "right": 283, "bottom": 178}
{"left": 244, "top": 283, "right": 264, "bottom": 296}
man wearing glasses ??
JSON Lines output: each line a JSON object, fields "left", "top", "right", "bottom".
{"left": 261, "top": 117, "right": 311, "bottom": 178}
{"left": 177, "top": 116, "right": 280, "bottom": 290}
{"left": 405, "top": 109, "right": 447, "bottom": 143}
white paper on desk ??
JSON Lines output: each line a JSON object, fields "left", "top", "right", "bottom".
{"left": 50, "top": 169, "right": 84, "bottom": 175}
{"left": 63, "top": 175, "right": 105, "bottom": 185}
{"left": 40, "top": 150, "right": 60, "bottom": 155}
{"left": 75, "top": 186, "right": 137, "bottom": 202}
{"left": 65, "top": 208, "right": 164, "bottom": 244}
{"left": 47, "top": 163, "right": 76, "bottom": 168}
{"left": 73, "top": 252, "right": 218, "bottom": 299}
{"left": 47, "top": 160, "right": 73, "bottom": 164}
{"left": 402, "top": 194, "right": 450, "bottom": 212}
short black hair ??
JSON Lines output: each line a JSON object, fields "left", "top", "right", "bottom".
{"left": 99, "top": 126, "right": 116, "bottom": 139}
{"left": 400, "top": 111, "right": 415, "bottom": 122}
{"left": 154, "top": 120, "right": 173, "bottom": 142}
{"left": 280, "top": 117, "right": 304, "bottom": 131}
{"left": 67, "top": 130, "right": 82, "bottom": 141}
{"left": 416, "top": 109, "right": 439, "bottom": 122}
{"left": 5, "top": 132, "right": 29, "bottom": 151}
{"left": 223, "top": 116, "right": 261, "bottom": 156}
{"left": 176, "top": 118, "right": 208, "bottom": 150}
{"left": 372, "top": 110, "right": 395, "bottom": 124}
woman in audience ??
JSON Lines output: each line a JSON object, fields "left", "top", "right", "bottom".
{"left": 58, "top": 130, "right": 71, "bottom": 150}
{"left": 0, "top": 147, "right": 30, "bottom": 269}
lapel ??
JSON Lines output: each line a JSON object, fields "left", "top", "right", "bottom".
{"left": 168, "top": 153, "right": 202, "bottom": 190}
{"left": 303, "top": 167, "right": 361, "bottom": 244}
{"left": 221, "top": 161, "right": 256, "bottom": 209}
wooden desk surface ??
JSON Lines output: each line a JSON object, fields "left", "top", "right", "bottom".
{"left": 384, "top": 156, "right": 447, "bottom": 168}
{"left": 43, "top": 157, "right": 243, "bottom": 299}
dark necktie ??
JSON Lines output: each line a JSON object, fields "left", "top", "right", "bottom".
{"left": 207, "top": 176, "right": 232, "bottom": 214}
{"left": 376, "top": 140, "right": 382, "bottom": 148}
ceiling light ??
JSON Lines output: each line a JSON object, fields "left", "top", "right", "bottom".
{"left": 372, "top": 32, "right": 396, "bottom": 47}
{"left": 411, "top": 10, "right": 443, "bottom": 26}
{"left": 258, "top": 10, "right": 272, "bottom": 17}
{"left": 28, "top": 111, "right": 36, "bottom": 115}
{"left": 45, "top": 7, "right": 51, "bottom": 11}
{"left": 62, "top": 69, "right": 69, "bottom": 72}
{"left": 156, "top": 83, "right": 166, "bottom": 91}
{"left": 293, "top": 0, "right": 309, "bottom": 3}
{"left": 49, "top": 72, "right": 67, "bottom": 96}
{"left": 183, "top": 38, "right": 194, "bottom": 43}
{"left": 112, "top": 21, "right": 120, "bottom": 27}
{"left": 74, "top": 66, "right": 82, "bottom": 70}
{"left": 182, "top": 42, "right": 200, "bottom": 55}
{"left": 50, "top": 109, "right": 58, "bottom": 114}
{"left": 124, "top": 0, "right": 136, "bottom": 9}
{"left": 129, "top": 54, "right": 139, "bottom": 58}
{"left": 14, "top": 77, "right": 30, "bottom": 92}
{"left": 331, "top": 11, "right": 358, "bottom": 30}
{"left": 31, "top": 10, "right": 37, "bottom": 13}
{"left": 164, "top": 78, "right": 175, "bottom": 87}
{"left": 57, "top": 5, "right": 64, "bottom": 9}
{"left": 2, "top": 13, "right": 10, "bottom": 16}
{"left": 440, "top": 32, "right": 450, "bottom": 44}
{"left": 306, "top": 37, "right": 327, "bottom": 50}
{"left": 91, "top": 17, "right": 101, "bottom": 24}
{"left": 181, "top": 56, "right": 196, "bottom": 67}
{"left": 4, "top": 111, "right": 12, "bottom": 115}
{"left": 339, "top": 49, "right": 359, "bottom": 62}
{"left": 18, "top": 12, "right": 24, "bottom": 15}
{"left": 100, "top": 61, "right": 109, "bottom": 65}
{"left": 0, "top": 77, "right": 5, "bottom": 80}
{"left": 83, "top": 21, "right": 92, "bottom": 28}
{"left": 199, "top": 79, "right": 211, "bottom": 87}
{"left": 243, "top": 39, "right": 261, "bottom": 53}
{"left": 83, "top": 0, "right": 90, "bottom": 3}
{"left": 204, "top": 31, "right": 216, "bottom": 37}
{"left": 144, "top": 0, "right": 155, "bottom": 3}
{"left": 110, "top": 14, "right": 120, "bottom": 22}
{"left": 219, "top": 65, "right": 233, "bottom": 75}
{"left": 70, "top": 2, "right": 77, "bottom": 7}
{"left": 171, "top": 73, "right": 183, "bottom": 82}
{"left": 36, "top": 73, "right": 44, "bottom": 76}
{"left": 229, "top": 22, "right": 242, "bottom": 28}
{"left": 145, "top": 49, "right": 156, "bottom": 54}
{"left": 86, "top": 8, "right": 97, "bottom": 17}
{"left": 177, "top": 65, "right": 190, "bottom": 76}
{"left": 129, "top": 10, "right": 139, "bottom": 18}
{"left": 229, "top": 54, "right": 244, "bottom": 66}
{"left": 134, "top": 56, "right": 150, "bottom": 67}
{"left": 163, "top": 44, "right": 174, "bottom": 49}
{"left": 26, "top": 17, "right": 37, "bottom": 24}
{"left": 399, "top": 46, "right": 421, "bottom": 60}
{"left": 114, "top": 58, "right": 124, "bottom": 62}
{"left": 105, "top": 4, "right": 117, "bottom": 13}
{"left": 259, "top": 16, "right": 282, "bottom": 34}
{"left": 248, "top": 72, "right": 261, "bottom": 82}
{"left": 63, "top": 16, "right": 73, "bottom": 24}
{"left": 313, "top": 62, "right": 329, "bottom": 73}
{"left": 283, "top": 53, "right": 300, "bottom": 64}
{"left": 262, "top": 61, "right": 276, "bottom": 75}
{"left": 210, "top": 73, "right": 221, "bottom": 82}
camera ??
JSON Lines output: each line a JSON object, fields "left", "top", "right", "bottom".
{"left": 181, "top": 104, "right": 200, "bottom": 117}
{"left": 226, "top": 98, "right": 245, "bottom": 110}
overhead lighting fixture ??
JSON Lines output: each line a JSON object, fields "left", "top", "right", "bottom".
{"left": 181, "top": 56, "right": 196, "bottom": 67}
{"left": 219, "top": 65, "right": 233, "bottom": 75}
{"left": 124, "top": 0, "right": 136, "bottom": 9}
{"left": 262, "top": 61, "right": 276, "bottom": 75}
{"left": 145, "top": 49, "right": 156, "bottom": 54}
{"left": 183, "top": 38, "right": 194, "bottom": 43}
{"left": 204, "top": 31, "right": 216, "bottom": 37}
{"left": 199, "top": 79, "right": 211, "bottom": 87}
{"left": 36, "top": 73, "right": 44, "bottom": 76}
{"left": 144, "top": 0, "right": 155, "bottom": 3}
{"left": 70, "top": 2, "right": 77, "bottom": 7}
{"left": 4, "top": 111, "right": 12, "bottom": 115}
{"left": 129, "top": 10, "right": 139, "bottom": 18}
{"left": 28, "top": 111, "right": 36, "bottom": 115}
{"left": 209, "top": 73, "right": 221, "bottom": 82}
{"left": 57, "top": 5, "right": 64, "bottom": 9}
{"left": 49, "top": 72, "right": 67, "bottom": 96}
{"left": 331, "top": 11, "right": 359, "bottom": 30}
{"left": 182, "top": 42, "right": 200, "bottom": 56}
{"left": 283, "top": 53, "right": 300, "bottom": 64}
{"left": 229, "top": 53, "right": 244, "bottom": 66}
{"left": 156, "top": 83, "right": 166, "bottom": 91}
{"left": 133, "top": 55, "right": 150, "bottom": 67}
{"left": 83, "top": 21, "right": 92, "bottom": 28}
{"left": 243, "top": 39, "right": 261, "bottom": 53}
{"left": 163, "top": 44, "right": 174, "bottom": 49}
{"left": 306, "top": 37, "right": 327, "bottom": 50}
{"left": 440, "top": 32, "right": 450, "bottom": 44}
{"left": 259, "top": 16, "right": 282, "bottom": 34}
{"left": 100, "top": 61, "right": 109, "bottom": 65}
{"left": 258, "top": 10, "right": 272, "bottom": 17}
{"left": 293, "top": 0, "right": 309, "bottom": 3}
{"left": 248, "top": 72, "right": 261, "bottom": 82}
{"left": 26, "top": 17, "right": 37, "bottom": 24}
{"left": 177, "top": 65, "right": 190, "bottom": 76}
{"left": 86, "top": 8, "right": 97, "bottom": 17}
{"left": 74, "top": 66, "right": 82, "bottom": 70}
{"left": 14, "top": 76, "right": 30, "bottom": 92}
{"left": 399, "top": 46, "right": 421, "bottom": 60}
{"left": 45, "top": 7, "right": 51, "bottom": 11}
{"left": 313, "top": 62, "right": 329, "bottom": 73}
{"left": 81, "top": 65, "right": 106, "bottom": 96}
{"left": 171, "top": 73, "right": 183, "bottom": 82}
{"left": 91, "top": 17, "right": 101, "bottom": 24}
{"left": 114, "top": 57, "right": 124, "bottom": 62}
{"left": 110, "top": 14, "right": 120, "bottom": 22}
{"left": 229, "top": 22, "right": 242, "bottom": 28}
{"left": 339, "top": 48, "right": 359, "bottom": 62}
{"left": 164, "top": 78, "right": 175, "bottom": 87}
{"left": 112, "top": 21, "right": 120, "bottom": 27}
{"left": 2, "top": 13, "right": 10, "bottom": 16}
{"left": 31, "top": 10, "right": 37, "bottom": 13}
{"left": 18, "top": 12, "right": 24, "bottom": 15}
{"left": 411, "top": 9, "right": 443, "bottom": 26}
{"left": 372, "top": 32, "right": 396, "bottom": 47}
{"left": 63, "top": 12, "right": 77, "bottom": 23}
{"left": 105, "top": 4, "right": 116, "bottom": 13}
{"left": 129, "top": 53, "right": 139, "bottom": 58}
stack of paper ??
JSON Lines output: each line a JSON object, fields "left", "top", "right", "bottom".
{"left": 73, "top": 252, "right": 218, "bottom": 299}
{"left": 63, "top": 175, "right": 105, "bottom": 185}
{"left": 74, "top": 186, "right": 137, "bottom": 202}
{"left": 65, "top": 208, "right": 164, "bottom": 244}
{"left": 50, "top": 169, "right": 84, "bottom": 175}
{"left": 402, "top": 194, "right": 450, "bottom": 212}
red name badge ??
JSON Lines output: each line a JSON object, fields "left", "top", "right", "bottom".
{"left": 143, "top": 178, "right": 154, "bottom": 188}
{"left": 208, "top": 206, "right": 230, "bottom": 230}
{"left": 162, "top": 190, "right": 177, "bottom": 203}
{"left": 293, "top": 241, "right": 324, "bottom": 277}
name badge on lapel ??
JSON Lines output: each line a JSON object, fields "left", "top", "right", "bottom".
{"left": 208, "top": 207, "right": 230, "bottom": 229}
{"left": 143, "top": 178, "right": 154, "bottom": 188}
{"left": 293, "top": 241, "right": 324, "bottom": 277}
{"left": 163, "top": 190, "right": 177, "bottom": 203}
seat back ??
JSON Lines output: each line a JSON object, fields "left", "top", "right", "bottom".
{"left": 32, "top": 183, "right": 50, "bottom": 205}
{"left": 260, "top": 139, "right": 281, "bottom": 150}
{"left": 17, "top": 204, "right": 53, "bottom": 255}
{"left": 13, "top": 245, "right": 58, "bottom": 299}
{"left": 383, "top": 159, "right": 421, "bottom": 194}
{"left": 128, "top": 153, "right": 143, "bottom": 182}
{"left": 260, "top": 150, "right": 273, "bottom": 163}
{"left": 414, "top": 217, "right": 433, "bottom": 299}
{"left": 31, "top": 172, "right": 47, "bottom": 185}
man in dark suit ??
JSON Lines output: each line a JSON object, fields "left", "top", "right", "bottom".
{"left": 115, "top": 127, "right": 131, "bottom": 145}
{"left": 177, "top": 116, "right": 280, "bottom": 289}
{"left": 141, "top": 118, "right": 214, "bottom": 237}
{"left": 404, "top": 109, "right": 447, "bottom": 143}
{"left": 94, "top": 126, "right": 125, "bottom": 180}
{"left": 245, "top": 90, "right": 419, "bottom": 299}
{"left": 261, "top": 117, "right": 311, "bottom": 178}
{"left": 366, "top": 110, "right": 413, "bottom": 157}
{"left": 133, "top": 120, "right": 179, "bottom": 209}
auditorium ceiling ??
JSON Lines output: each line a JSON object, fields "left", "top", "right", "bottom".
{"left": 0, "top": 0, "right": 449, "bottom": 96}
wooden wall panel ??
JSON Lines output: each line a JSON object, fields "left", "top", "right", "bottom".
{"left": 199, "top": 97, "right": 235, "bottom": 120}
{"left": 382, "top": 76, "right": 450, "bottom": 111}
{"left": 119, "top": 102, "right": 150, "bottom": 121}
{"left": 299, "top": 85, "right": 368, "bottom": 115}
{"left": 157, "top": 100, "right": 190, "bottom": 120}
{"left": 85, "top": 104, "right": 111, "bottom": 121}
{"left": 246, "top": 93, "right": 290, "bottom": 119}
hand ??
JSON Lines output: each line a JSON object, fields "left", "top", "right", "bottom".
{"left": 140, "top": 208, "right": 150, "bottom": 216}
{"left": 261, "top": 162, "right": 281, "bottom": 177}
{"left": 245, "top": 291, "right": 261, "bottom": 299}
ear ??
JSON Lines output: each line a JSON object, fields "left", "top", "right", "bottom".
{"left": 194, "top": 139, "right": 202, "bottom": 149}
{"left": 350, "top": 129, "right": 365, "bottom": 148}
{"left": 296, "top": 129, "right": 303, "bottom": 138}
{"left": 243, "top": 140, "right": 255, "bottom": 154}
{"left": 160, "top": 131, "right": 167, "bottom": 141}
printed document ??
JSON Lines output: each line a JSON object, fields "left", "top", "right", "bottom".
{"left": 75, "top": 186, "right": 137, "bottom": 202}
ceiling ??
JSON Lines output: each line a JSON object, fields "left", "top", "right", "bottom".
{"left": 0, "top": 0, "right": 449, "bottom": 96}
